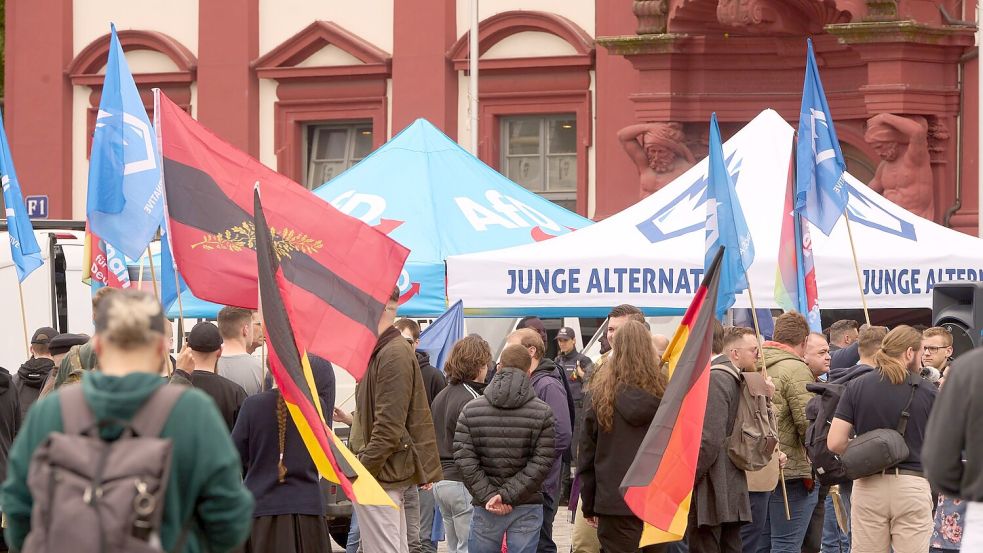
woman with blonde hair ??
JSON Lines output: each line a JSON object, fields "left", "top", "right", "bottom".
{"left": 430, "top": 334, "right": 493, "bottom": 553}
{"left": 578, "top": 320, "right": 668, "bottom": 552}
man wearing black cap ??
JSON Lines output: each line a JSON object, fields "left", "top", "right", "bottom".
{"left": 12, "top": 328, "right": 58, "bottom": 418}
{"left": 182, "top": 322, "right": 247, "bottom": 431}
{"left": 37, "top": 333, "right": 90, "bottom": 397}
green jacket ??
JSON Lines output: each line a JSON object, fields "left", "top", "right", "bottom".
{"left": 761, "top": 344, "right": 815, "bottom": 480}
{"left": 2, "top": 371, "right": 254, "bottom": 553}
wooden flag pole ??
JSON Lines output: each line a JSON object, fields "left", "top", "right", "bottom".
{"left": 137, "top": 250, "right": 147, "bottom": 291}
{"left": 843, "top": 210, "right": 871, "bottom": 326}
{"left": 146, "top": 246, "right": 160, "bottom": 298}
{"left": 742, "top": 268, "right": 790, "bottom": 520}
{"left": 17, "top": 282, "right": 30, "bottom": 359}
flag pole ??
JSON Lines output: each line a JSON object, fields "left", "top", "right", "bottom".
{"left": 843, "top": 210, "right": 871, "bottom": 326}
{"left": 146, "top": 246, "right": 160, "bottom": 298}
{"left": 137, "top": 250, "right": 146, "bottom": 291}
{"left": 17, "top": 282, "right": 29, "bottom": 359}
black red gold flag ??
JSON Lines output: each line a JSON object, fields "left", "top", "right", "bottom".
{"left": 255, "top": 187, "right": 394, "bottom": 507}
{"left": 620, "top": 247, "right": 723, "bottom": 545}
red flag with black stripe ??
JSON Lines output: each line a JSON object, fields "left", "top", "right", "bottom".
{"left": 620, "top": 247, "right": 723, "bottom": 545}
{"left": 157, "top": 91, "right": 409, "bottom": 380}
{"left": 255, "top": 188, "right": 394, "bottom": 507}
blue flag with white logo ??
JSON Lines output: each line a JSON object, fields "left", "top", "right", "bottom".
{"left": 0, "top": 110, "right": 43, "bottom": 282}
{"left": 86, "top": 24, "right": 164, "bottom": 260}
{"left": 705, "top": 113, "right": 754, "bottom": 318}
{"left": 795, "top": 38, "right": 848, "bottom": 236}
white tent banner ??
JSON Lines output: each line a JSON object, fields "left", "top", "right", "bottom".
{"left": 447, "top": 110, "right": 983, "bottom": 314}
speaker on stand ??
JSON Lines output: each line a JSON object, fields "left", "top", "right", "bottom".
{"left": 932, "top": 282, "right": 983, "bottom": 358}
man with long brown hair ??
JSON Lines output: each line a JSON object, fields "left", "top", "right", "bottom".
{"left": 827, "top": 325, "right": 936, "bottom": 553}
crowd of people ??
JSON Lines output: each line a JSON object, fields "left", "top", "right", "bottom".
{"left": 0, "top": 286, "right": 978, "bottom": 553}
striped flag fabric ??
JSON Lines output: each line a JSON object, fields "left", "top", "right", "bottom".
{"left": 157, "top": 90, "right": 408, "bottom": 380}
{"left": 621, "top": 247, "right": 723, "bottom": 546}
{"left": 776, "top": 158, "right": 822, "bottom": 331}
{"left": 255, "top": 187, "right": 394, "bottom": 508}
{"left": 82, "top": 225, "right": 131, "bottom": 291}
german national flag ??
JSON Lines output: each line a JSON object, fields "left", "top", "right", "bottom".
{"left": 157, "top": 91, "right": 408, "bottom": 379}
{"left": 620, "top": 247, "right": 723, "bottom": 546}
{"left": 255, "top": 187, "right": 395, "bottom": 508}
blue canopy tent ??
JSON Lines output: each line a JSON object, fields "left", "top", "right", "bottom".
{"left": 313, "top": 118, "right": 592, "bottom": 316}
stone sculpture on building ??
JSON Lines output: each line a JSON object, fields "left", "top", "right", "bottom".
{"left": 864, "top": 113, "right": 935, "bottom": 220}
{"left": 618, "top": 122, "right": 697, "bottom": 198}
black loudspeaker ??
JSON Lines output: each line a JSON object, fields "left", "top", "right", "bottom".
{"left": 932, "top": 282, "right": 983, "bottom": 357}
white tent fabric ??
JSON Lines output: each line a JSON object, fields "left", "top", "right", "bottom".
{"left": 447, "top": 109, "right": 983, "bottom": 315}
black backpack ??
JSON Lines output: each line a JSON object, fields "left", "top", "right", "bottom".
{"left": 804, "top": 381, "right": 849, "bottom": 486}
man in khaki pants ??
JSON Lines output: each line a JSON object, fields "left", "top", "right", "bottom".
{"left": 828, "top": 326, "right": 936, "bottom": 553}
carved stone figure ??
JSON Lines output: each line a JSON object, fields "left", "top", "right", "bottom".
{"left": 618, "top": 122, "right": 697, "bottom": 198}
{"left": 864, "top": 113, "right": 935, "bottom": 220}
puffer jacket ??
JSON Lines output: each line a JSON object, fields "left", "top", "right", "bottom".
{"left": 761, "top": 343, "right": 816, "bottom": 479}
{"left": 454, "top": 367, "right": 555, "bottom": 506}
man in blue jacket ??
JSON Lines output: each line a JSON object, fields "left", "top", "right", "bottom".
{"left": 506, "top": 329, "right": 572, "bottom": 553}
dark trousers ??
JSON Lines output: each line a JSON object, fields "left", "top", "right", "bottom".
{"left": 686, "top": 522, "right": 742, "bottom": 553}
{"left": 597, "top": 515, "right": 669, "bottom": 553}
{"left": 740, "top": 491, "right": 771, "bottom": 553}
{"left": 801, "top": 485, "right": 829, "bottom": 553}
{"left": 539, "top": 491, "right": 558, "bottom": 553}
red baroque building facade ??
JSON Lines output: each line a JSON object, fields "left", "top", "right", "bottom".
{"left": 4, "top": 0, "right": 980, "bottom": 235}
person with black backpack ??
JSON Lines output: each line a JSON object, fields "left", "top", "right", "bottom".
{"left": 1, "top": 290, "right": 255, "bottom": 553}
{"left": 827, "top": 325, "right": 936, "bottom": 553}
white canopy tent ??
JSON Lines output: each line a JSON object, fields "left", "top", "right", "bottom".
{"left": 448, "top": 109, "right": 983, "bottom": 316}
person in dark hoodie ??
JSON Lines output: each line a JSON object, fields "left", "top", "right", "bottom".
{"left": 430, "top": 334, "right": 492, "bottom": 553}
{"left": 0, "top": 358, "right": 20, "bottom": 552}
{"left": 455, "top": 343, "right": 555, "bottom": 553}
{"left": 506, "top": 328, "right": 572, "bottom": 553}
{"left": 12, "top": 327, "right": 58, "bottom": 418}
{"left": 578, "top": 320, "right": 667, "bottom": 553}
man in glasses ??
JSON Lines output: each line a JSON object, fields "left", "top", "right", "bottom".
{"left": 922, "top": 326, "right": 953, "bottom": 382}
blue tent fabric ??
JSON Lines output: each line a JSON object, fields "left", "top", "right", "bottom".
{"left": 128, "top": 251, "right": 224, "bottom": 318}
{"left": 314, "top": 119, "right": 591, "bottom": 316}
{"left": 417, "top": 300, "right": 464, "bottom": 371}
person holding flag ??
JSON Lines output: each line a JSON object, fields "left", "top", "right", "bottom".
{"left": 86, "top": 24, "right": 164, "bottom": 262}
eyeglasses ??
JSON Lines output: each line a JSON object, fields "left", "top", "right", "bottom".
{"left": 923, "top": 345, "right": 950, "bottom": 354}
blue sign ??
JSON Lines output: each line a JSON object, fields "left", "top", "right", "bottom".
{"left": 26, "top": 195, "right": 48, "bottom": 219}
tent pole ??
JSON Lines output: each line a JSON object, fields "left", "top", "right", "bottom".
{"left": 842, "top": 210, "right": 871, "bottom": 326}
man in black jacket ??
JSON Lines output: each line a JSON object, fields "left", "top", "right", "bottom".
{"left": 455, "top": 344, "right": 555, "bottom": 553}
{"left": 12, "top": 327, "right": 58, "bottom": 419}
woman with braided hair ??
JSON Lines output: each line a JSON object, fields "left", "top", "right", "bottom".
{"left": 231, "top": 367, "right": 332, "bottom": 552}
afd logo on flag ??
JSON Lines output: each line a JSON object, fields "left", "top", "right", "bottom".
{"left": 845, "top": 185, "right": 917, "bottom": 242}
{"left": 636, "top": 152, "right": 742, "bottom": 243}
{"left": 95, "top": 109, "right": 158, "bottom": 177}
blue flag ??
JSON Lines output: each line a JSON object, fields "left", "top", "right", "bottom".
{"left": 0, "top": 110, "right": 43, "bottom": 282}
{"left": 86, "top": 24, "right": 164, "bottom": 260}
{"left": 705, "top": 113, "right": 754, "bottom": 318}
{"left": 418, "top": 300, "right": 464, "bottom": 371}
{"left": 795, "top": 38, "right": 848, "bottom": 236}
{"left": 160, "top": 225, "right": 187, "bottom": 312}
